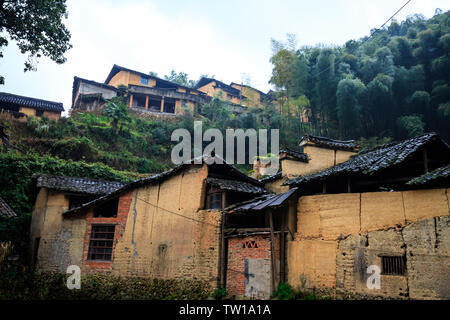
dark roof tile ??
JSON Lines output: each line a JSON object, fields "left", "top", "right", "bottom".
{"left": 406, "top": 164, "right": 450, "bottom": 186}
{"left": 206, "top": 177, "right": 267, "bottom": 194}
{"left": 0, "top": 92, "right": 64, "bottom": 113}
{"left": 0, "top": 197, "right": 17, "bottom": 219}
{"left": 286, "top": 133, "right": 448, "bottom": 187}
{"left": 35, "top": 174, "right": 125, "bottom": 195}
{"left": 300, "top": 134, "right": 359, "bottom": 151}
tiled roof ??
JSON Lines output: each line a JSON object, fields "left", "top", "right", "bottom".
{"left": 63, "top": 155, "right": 262, "bottom": 216}
{"left": 206, "top": 177, "right": 267, "bottom": 194}
{"left": 0, "top": 92, "right": 64, "bottom": 113}
{"left": 196, "top": 78, "right": 241, "bottom": 96}
{"left": 0, "top": 197, "right": 17, "bottom": 219}
{"left": 299, "top": 134, "right": 359, "bottom": 151}
{"left": 280, "top": 148, "right": 309, "bottom": 162}
{"left": 225, "top": 187, "right": 298, "bottom": 214}
{"left": 286, "top": 133, "right": 448, "bottom": 187}
{"left": 406, "top": 164, "right": 450, "bottom": 186}
{"left": 259, "top": 171, "right": 282, "bottom": 183}
{"left": 35, "top": 174, "right": 125, "bottom": 195}
{"left": 72, "top": 76, "right": 118, "bottom": 105}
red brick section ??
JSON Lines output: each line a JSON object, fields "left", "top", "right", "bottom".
{"left": 82, "top": 191, "right": 133, "bottom": 273}
{"left": 226, "top": 234, "right": 280, "bottom": 296}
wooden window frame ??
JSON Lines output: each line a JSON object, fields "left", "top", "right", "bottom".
{"left": 87, "top": 224, "right": 116, "bottom": 261}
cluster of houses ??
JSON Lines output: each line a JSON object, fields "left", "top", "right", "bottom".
{"left": 0, "top": 64, "right": 449, "bottom": 300}
{"left": 0, "top": 64, "right": 278, "bottom": 120}
{"left": 26, "top": 132, "right": 450, "bottom": 299}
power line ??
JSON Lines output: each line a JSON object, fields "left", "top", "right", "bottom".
{"left": 312, "top": 0, "right": 412, "bottom": 78}
{"left": 136, "top": 197, "right": 221, "bottom": 228}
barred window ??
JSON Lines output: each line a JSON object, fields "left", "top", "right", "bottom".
{"left": 381, "top": 256, "right": 406, "bottom": 275}
{"left": 87, "top": 225, "right": 115, "bottom": 261}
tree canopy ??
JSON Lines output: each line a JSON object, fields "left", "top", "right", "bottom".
{"left": 0, "top": 0, "right": 72, "bottom": 84}
{"left": 269, "top": 10, "right": 450, "bottom": 141}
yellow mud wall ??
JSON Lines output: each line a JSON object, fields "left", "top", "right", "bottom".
{"left": 288, "top": 188, "right": 450, "bottom": 295}
{"left": 111, "top": 165, "right": 222, "bottom": 286}
{"left": 264, "top": 178, "right": 289, "bottom": 194}
{"left": 281, "top": 159, "right": 310, "bottom": 177}
{"left": 43, "top": 111, "right": 61, "bottom": 120}
{"left": 302, "top": 146, "right": 336, "bottom": 174}
{"left": 31, "top": 189, "right": 87, "bottom": 272}
{"left": 335, "top": 149, "right": 356, "bottom": 164}
{"left": 287, "top": 240, "right": 337, "bottom": 289}
{"left": 108, "top": 70, "right": 156, "bottom": 88}
{"left": 19, "top": 107, "right": 36, "bottom": 117}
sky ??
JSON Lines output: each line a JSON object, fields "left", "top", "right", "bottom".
{"left": 1, "top": 0, "right": 449, "bottom": 115}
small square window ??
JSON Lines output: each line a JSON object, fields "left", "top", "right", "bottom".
{"left": 207, "top": 192, "right": 223, "bottom": 209}
{"left": 140, "top": 77, "right": 149, "bottom": 85}
{"left": 93, "top": 197, "right": 119, "bottom": 218}
{"left": 381, "top": 256, "right": 406, "bottom": 275}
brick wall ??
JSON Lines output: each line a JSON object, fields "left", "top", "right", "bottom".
{"left": 226, "top": 234, "right": 280, "bottom": 297}
{"left": 82, "top": 191, "right": 133, "bottom": 273}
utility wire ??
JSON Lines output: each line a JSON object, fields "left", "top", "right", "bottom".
{"left": 312, "top": 0, "right": 412, "bottom": 78}
{"left": 137, "top": 197, "right": 220, "bottom": 228}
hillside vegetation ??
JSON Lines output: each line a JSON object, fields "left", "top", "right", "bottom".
{"left": 269, "top": 10, "right": 450, "bottom": 141}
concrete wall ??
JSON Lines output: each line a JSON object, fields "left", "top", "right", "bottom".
{"left": 288, "top": 188, "right": 450, "bottom": 299}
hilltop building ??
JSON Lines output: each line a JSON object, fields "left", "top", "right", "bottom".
{"left": 30, "top": 133, "right": 450, "bottom": 300}
{"left": 0, "top": 92, "right": 64, "bottom": 120}
{"left": 71, "top": 65, "right": 275, "bottom": 116}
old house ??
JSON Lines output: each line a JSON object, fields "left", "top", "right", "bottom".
{"left": 195, "top": 78, "right": 275, "bottom": 112}
{"left": 29, "top": 133, "right": 450, "bottom": 300}
{"left": 0, "top": 196, "right": 17, "bottom": 220}
{"left": 30, "top": 158, "right": 266, "bottom": 288}
{"left": 284, "top": 133, "right": 449, "bottom": 299}
{"left": 0, "top": 92, "right": 64, "bottom": 120}
{"left": 30, "top": 174, "right": 125, "bottom": 266}
{"left": 72, "top": 65, "right": 210, "bottom": 116}
{"left": 257, "top": 136, "right": 359, "bottom": 193}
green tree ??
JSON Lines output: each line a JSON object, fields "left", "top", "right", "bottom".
{"left": 103, "top": 98, "right": 131, "bottom": 133}
{"left": 0, "top": 0, "right": 72, "bottom": 84}
{"left": 396, "top": 115, "right": 425, "bottom": 138}
{"left": 336, "top": 78, "right": 365, "bottom": 138}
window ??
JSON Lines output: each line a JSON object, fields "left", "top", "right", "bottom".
{"left": 140, "top": 76, "right": 149, "bottom": 85}
{"left": 36, "top": 110, "right": 44, "bottom": 117}
{"left": 381, "top": 256, "right": 406, "bottom": 275}
{"left": 87, "top": 225, "right": 115, "bottom": 261}
{"left": 93, "top": 197, "right": 119, "bottom": 218}
{"left": 207, "top": 192, "right": 223, "bottom": 209}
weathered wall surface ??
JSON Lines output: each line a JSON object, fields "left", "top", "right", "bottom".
{"left": 109, "top": 165, "right": 221, "bottom": 287}
{"left": 288, "top": 188, "right": 450, "bottom": 299}
{"left": 32, "top": 189, "right": 87, "bottom": 272}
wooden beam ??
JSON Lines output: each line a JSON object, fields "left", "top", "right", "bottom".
{"left": 145, "top": 96, "right": 149, "bottom": 110}
{"left": 219, "top": 212, "right": 227, "bottom": 288}
{"left": 280, "top": 211, "right": 286, "bottom": 283}
{"left": 235, "top": 228, "right": 271, "bottom": 233}
{"left": 128, "top": 94, "right": 133, "bottom": 108}
{"left": 423, "top": 147, "right": 429, "bottom": 173}
{"left": 322, "top": 181, "right": 327, "bottom": 194}
{"left": 160, "top": 97, "right": 165, "bottom": 113}
{"left": 268, "top": 210, "right": 277, "bottom": 293}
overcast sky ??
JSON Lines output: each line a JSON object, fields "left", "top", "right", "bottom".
{"left": 1, "top": 0, "right": 449, "bottom": 115}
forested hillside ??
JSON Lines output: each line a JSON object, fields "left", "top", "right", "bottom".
{"left": 269, "top": 10, "right": 450, "bottom": 141}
